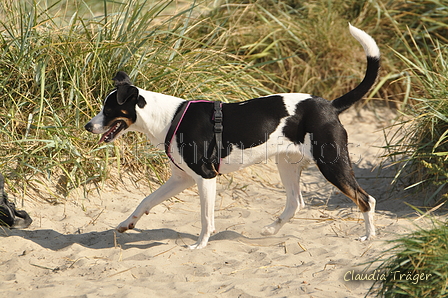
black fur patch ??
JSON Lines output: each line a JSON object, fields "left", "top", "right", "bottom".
{"left": 103, "top": 90, "right": 146, "bottom": 126}
{"left": 283, "top": 96, "right": 341, "bottom": 146}
{"left": 282, "top": 96, "right": 368, "bottom": 204}
{"left": 174, "top": 95, "right": 289, "bottom": 178}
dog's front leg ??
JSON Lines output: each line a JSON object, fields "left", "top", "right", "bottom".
{"left": 189, "top": 177, "right": 217, "bottom": 249}
{"left": 116, "top": 168, "right": 195, "bottom": 233}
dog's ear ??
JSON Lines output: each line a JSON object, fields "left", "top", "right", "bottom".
{"left": 112, "top": 71, "right": 138, "bottom": 105}
{"left": 113, "top": 71, "right": 132, "bottom": 86}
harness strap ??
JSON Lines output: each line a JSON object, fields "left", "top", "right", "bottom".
{"left": 164, "top": 101, "right": 223, "bottom": 173}
{"left": 164, "top": 101, "right": 189, "bottom": 172}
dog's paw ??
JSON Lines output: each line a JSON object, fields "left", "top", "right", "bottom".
{"left": 188, "top": 241, "right": 207, "bottom": 250}
{"left": 261, "top": 219, "right": 283, "bottom": 236}
{"left": 260, "top": 225, "right": 277, "bottom": 236}
{"left": 116, "top": 222, "right": 134, "bottom": 233}
{"left": 116, "top": 226, "right": 128, "bottom": 233}
{"left": 358, "top": 234, "right": 375, "bottom": 241}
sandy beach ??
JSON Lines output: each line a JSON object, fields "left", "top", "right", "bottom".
{"left": 0, "top": 107, "right": 429, "bottom": 297}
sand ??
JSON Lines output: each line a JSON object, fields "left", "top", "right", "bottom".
{"left": 0, "top": 108, "right": 430, "bottom": 297}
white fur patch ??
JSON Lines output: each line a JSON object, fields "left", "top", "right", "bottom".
{"left": 349, "top": 24, "right": 380, "bottom": 58}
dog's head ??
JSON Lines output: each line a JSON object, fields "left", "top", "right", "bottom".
{"left": 85, "top": 71, "right": 146, "bottom": 143}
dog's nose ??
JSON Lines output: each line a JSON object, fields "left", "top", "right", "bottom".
{"left": 85, "top": 122, "right": 93, "bottom": 132}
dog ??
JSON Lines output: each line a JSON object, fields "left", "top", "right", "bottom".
{"left": 85, "top": 24, "right": 380, "bottom": 249}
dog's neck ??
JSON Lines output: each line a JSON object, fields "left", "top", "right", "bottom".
{"left": 132, "top": 88, "right": 185, "bottom": 146}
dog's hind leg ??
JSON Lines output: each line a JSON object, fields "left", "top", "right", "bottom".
{"left": 116, "top": 167, "right": 195, "bottom": 233}
{"left": 261, "top": 156, "right": 305, "bottom": 236}
{"left": 312, "top": 129, "right": 376, "bottom": 241}
{"left": 189, "top": 177, "right": 217, "bottom": 249}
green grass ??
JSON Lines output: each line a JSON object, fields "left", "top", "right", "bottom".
{"left": 383, "top": 28, "right": 448, "bottom": 204}
{"left": 193, "top": 0, "right": 387, "bottom": 100}
{"left": 367, "top": 214, "right": 448, "bottom": 297}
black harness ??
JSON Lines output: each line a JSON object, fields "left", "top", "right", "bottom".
{"left": 164, "top": 101, "right": 223, "bottom": 173}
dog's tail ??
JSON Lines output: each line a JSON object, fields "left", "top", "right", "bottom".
{"left": 331, "top": 24, "right": 380, "bottom": 114}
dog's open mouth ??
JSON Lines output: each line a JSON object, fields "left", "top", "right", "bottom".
{"left": 99, "top": 120, "right": 127, "bottom": 143}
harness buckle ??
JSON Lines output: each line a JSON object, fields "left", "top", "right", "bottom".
{"left": 214, "top": 122, "right": 223, "bottom": 133}
{"left": 214, "top": 101, "right": 223, "bottom": 122}
{"left": 213, "top": 101, "right": 224, "bottom": 150}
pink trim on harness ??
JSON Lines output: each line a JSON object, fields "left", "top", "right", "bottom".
{"left": 166, "top": 100, "right": 211, "bottom": 171}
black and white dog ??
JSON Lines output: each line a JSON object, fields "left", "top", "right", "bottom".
{"left": 85, "top": 24, "right": 380, "bottom": 249}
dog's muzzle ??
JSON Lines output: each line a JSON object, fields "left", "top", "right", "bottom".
{"left": 85, "top": 120, "right": 128, "bottom": 143}
{"left": 84, "top": 122, "right": 95, "bottom": 133}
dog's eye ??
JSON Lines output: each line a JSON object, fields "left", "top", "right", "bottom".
{"left": 103, "top": 108, "right": 112, "bottom": 116}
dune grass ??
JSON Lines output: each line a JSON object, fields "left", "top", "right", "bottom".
{"left": 381, "top": 0, "right": 448, "bottom": 202}
{"left": 194, "top": 0, "right": 388, "bottom": 101}
{"left": 367, "top": 214, "right": 448, "bottom": 297}
{"left": 381, "top": 14, "right": 448, "bottom": 204}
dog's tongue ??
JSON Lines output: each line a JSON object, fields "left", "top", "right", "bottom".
{"left": 98, "top": 122, "right": 121, "bottom": 144}
{"left": 98, "top": 131, "right": 110, "bottom": 144}
{"left": 98, "top": 133, "right": 109, "bottom": 144}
